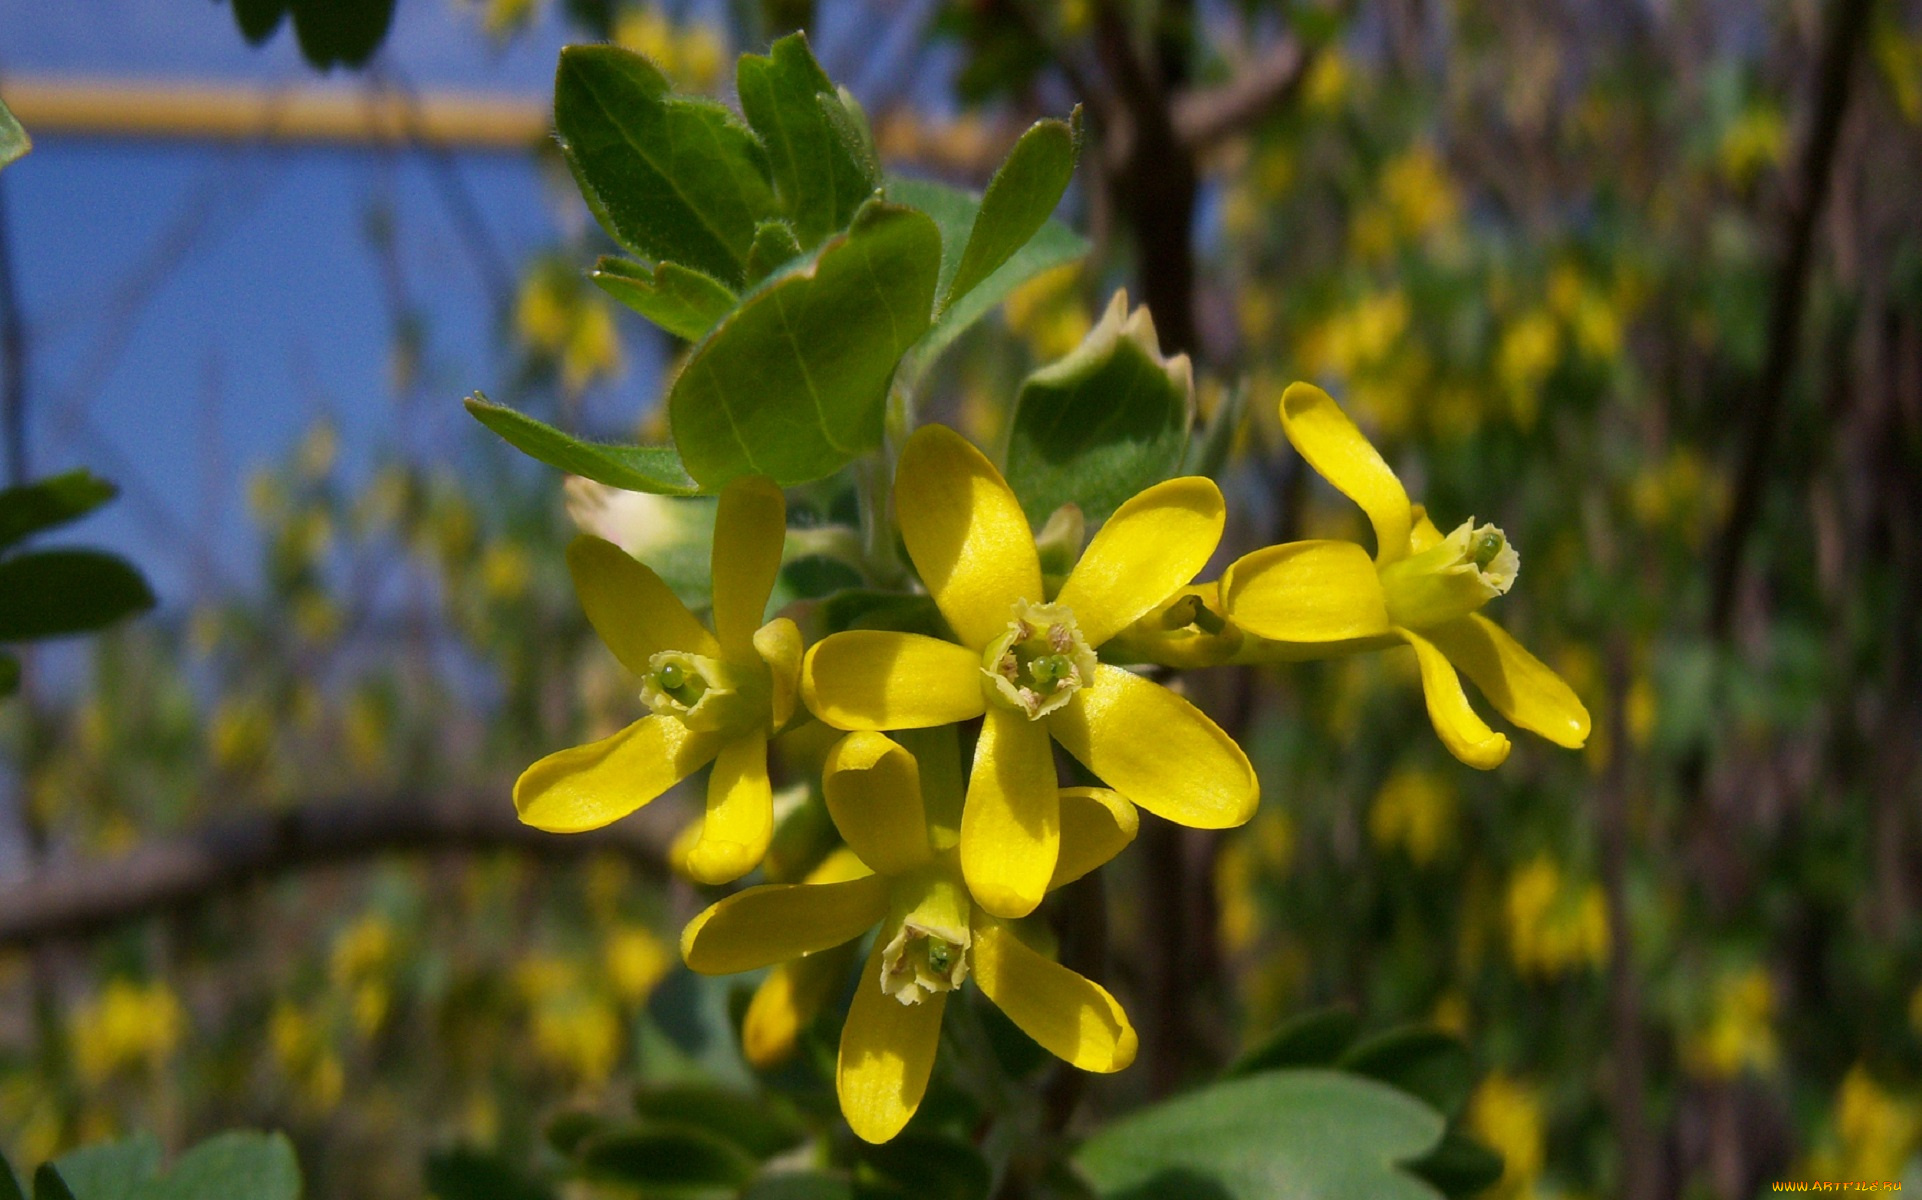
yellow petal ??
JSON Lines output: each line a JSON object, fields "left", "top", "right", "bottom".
{"left": 1055, "top": 477, "right": 1225, "bottom": 647}
{"left": 1397, "top": 627, "right": 1511, "bottom": 769}
{"left": 1220, "top": 540, "right": 1394, "bottom": 642}
{"left": 680, "top": 874, "right": 891, "bottom": 974}
{"left": 1278, "top": 382, "right": 1414, "bottom": 564}
{"left": 801, "top": 631, "right": 986, "bottom": 730}
{"left": 970, "top": 919, "right": 1136, "bottom": 1073}
{"left": 684, "top": 732, "right": 774, "bottom": 885}
{"left": 754, "top": 617, "right": 804, "bottom": 729}
{"left": 743, "top": 942, "right": 857, "bottom": 1068}
{"left": 1408, "top": 504, "right": 1446, "bottom": 553}
{"left": 1426, "top": 614, "right": 1591, "bottom": 749}
{"left": 838, "top": 938, "right": 948, "bottom": 1144}
{"left": 515, "top": 715, "right": 720, "bottom": 833}
{"left": 1050, "top": 787, "right": 1139, "bottom": 891}
{"left": 822, "top": 732, "right": 933, "bottom": 876}
{"left": 1050, "top": 666, "right": 1257, "bottom": 829}
{"left": 567, "top": 535, "right": 718, "bottom": 671}
{"left": 711, "top": 475, "right": 787, "bottom": 660}
{"left": 805, "top": 846, "right": 875, "bottom": 885}
{"left": 961, "top": 708, "right": 1060, "bottom": 919}
{"left": 895, "top": 425, "right": 1041, "bottom": 650}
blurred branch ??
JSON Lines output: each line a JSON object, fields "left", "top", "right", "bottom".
{"left": 1171, "top": 38, "right": 1311, "bottom": 153}
{"left": 0, "top": 791, "right": 671, "bottom": 949}
{"left": 1708, "top": 0, "right": 1874, "bottom": 637}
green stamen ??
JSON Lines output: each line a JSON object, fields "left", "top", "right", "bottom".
{"left": 924, "top": 938, "right": 953, "bottom": 974}
{"left": 1472, "top": 531, "right": 1506, "bottom": 570}
{"left": 1029, "top": 654, "right": 1075, "bottom": 687}
{"left": 657, "top": 662, "right": 684, "bottom": 691}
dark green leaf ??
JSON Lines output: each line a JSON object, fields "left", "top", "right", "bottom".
{"left": 48, "top": 1134, "right": 160, "bottom": 1200}
{"left": 0, "top": 550, "right": 154, "bottom": 642}
{"left": 886, "top": 176, "right": 1087, "bottom": 370}
{"left": 592, "top": 257, "right": 737, "bottom": 343}
{"left": 1183, "top": 383, "right": 1246, "bottom": 480}
{"left": 555, "top": 45, "right": 777, "bottom": 287}
{"left": 425, "top": 1146, "right": 553, "bottom": 1200}
{"left": 669, "top": 200, "right": 940, "bottom": 487}
{"left": 1338, "top": 1028, "right": 1475, "bottom": 1120}
{"left": 741, "top": 1175, "right": 854, "bottom": 1200}
{"left": 816, "top": 590, "right": 949, "bottom": 638}
{"left": 630, "top": 1084, "right": 805, "bottom": 1159}
{"left": 1, "top": 97, "right": 30, "bottom": 170}
{"left": 1404, "top": 1131, "right": 1503, "bottom": 1200}
{"left": 736, "top": 33, "right": 878, "bottom": 247}
{"left": 0, "top": 652, "right": 17, "bottom": 697}
{"left": 464, "top": 394, "right": 703, "bottom": 495}
{"left": 1223, "top": 1006, "right": 1360, "bottom": 1078}
{"left": 943, "top": 110, "right": 1080, "bottom": 309}
{"left": 575, "top": 1128, "right": 755, "bottom": 1190}
{"left": 858, "top": 1135, "right": 990, "bottom": 1200}
{"left": 31, "top": 1166, "right": 76, "bottom": 1200}
{"left": 747, "top": 220, "right": 805, "bottom": 283}
{"left": 1004, "top": 291, "right": 1193, "bottom": 526}
{"left": 229, "top": 0, "right": 287, "bottom": 43}
{"left": 144, "top": 1132, "right": 300, "bottom": 1200}
{"left": 544, "top": 1112, "right": 606, "bottom": 1158}
{"left": 289, "top": 0, "right": 395, "bottom": 69}
{"left": 1073, "top": 1070, "right": 1446, "bottom": 1200}
{"left": 0, "top": 470, "right": 119, "bottom": 552}
{"left": 0, "top": 1146, "right": 22, "bottom": 1200}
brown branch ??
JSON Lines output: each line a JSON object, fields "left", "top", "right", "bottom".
{"left": 1708, "top": 0, "right": 1874, "bottom": 637}
{"left": 1171, "top": 38, "right": 1312, "bottom": 153}
{"left": 0, "top": 790, "right": 672, "bottom": 949}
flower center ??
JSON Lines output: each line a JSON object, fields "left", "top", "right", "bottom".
{"left": 640, "top": 650, "right": 766, "bottom": 734}
{"left": 880, "top": 922, "right": 971, "bottom": 1005}
{"left": 980, "top": 599, "right": 1099, "bottom": 720}
{"left": 1378, "top": 519, "right": 1520, "bottom": 629}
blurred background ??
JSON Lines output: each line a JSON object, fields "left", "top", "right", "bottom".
{"left": 2, "top": 1, "right": 1921, "bottom": 1197}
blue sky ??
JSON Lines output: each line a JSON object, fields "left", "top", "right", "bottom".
{"left": 0, "top": 0, "right": 951, "bottom": 612}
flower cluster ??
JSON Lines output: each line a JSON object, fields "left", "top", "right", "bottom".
{"left": 513, "top": 384, "right": 1587, "bottom": 1142}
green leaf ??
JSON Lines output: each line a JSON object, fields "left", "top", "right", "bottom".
{"left": 0, "top": 1146, "right": 23, "bottom": 1200}
{"left": 0, "top": 651, "right": 17, "bottom": 696}
{"left": 886, "top": 176, "right": 1087, "bottom": 371}
{"left": 943, "top": 110, "right": 1080, "bottom": 309}
{"left": 1337, "top": 1028, "right": 1475, "bottom": 1120}
{"left": 1, "top": 97, "right": 31, "bottom": 171}
{"left": 0, "top": 470, "right": 119, "bottom": 552}
{"left": 1223, "top": 1006, "right": 1360, "bottom": 1078}
{"left": 0, "top": 550, "right": 154, "bottom": 642}
{"left": 464, "top": 394, "right": 703, "bottom": 496}
{"left": 544, "top": 1112, "right": 606, "bottom": 1158}
{"left": 591, "top": 257, "right": 737, "bottom": 343}
{"left": 424, "top": 1146, "right": 554, "bottom": 1200}
{"left": 629, "top": 1084, "right": 805, "bottom": 1159}
{"left": 555, "top": 45, "right": 778, "bottom": 288}
{"left": 288, "top": 0, "right": 396, "bottom": 69}
{"left": 1183, "top": 383, "right": 1246, "bottom": 480}
{"left": 669, "top": 200, "right": 940, "bottom": 487}
{"left": 858, "top": 1135, "right": 990, "bottom": 1200}
{"left": 229, "top": 0, "right": 287, "bottom": 44}
{"left": 49, "top": 1134, "right": 160, "bottom": 1200}
{"left": 747, "top": 220, "right": 805, "bottom": 283}
{"left": 1004, "top": 291, "right": 1193, "bottom": 526}
{"left": 31, "top": 1167, "right": 76, "bottom": 1200}
{"left": 1403, "top": 1132, "right": 1503, "bottom": 1200}
{"left": 741, "top": 1176, "right": 854, "bottom": 1200}
{"left": 143, "top": 1132, "right": 300, "bottom": 1200}
{"left": 574, "top": 1128, "right": 755, "bottom": 1191}
{"left": 736, "top": 33, "right": 878, "bottom": 247}
{"left": 1074, "top": 1070, "right": 1446, "bottom": 1200}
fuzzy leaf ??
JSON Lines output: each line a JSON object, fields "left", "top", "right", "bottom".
{"left": 0, "top": 551, "right": 154, "bottom": 642}
{"left": 1005, "top": 291, "right": 1193, "bottom": 525}
{"left": 944, "top": 110, "right": 1081, "bottom": 309}
{"left": 0, "top": 470, "right": 119, "bottom": 552}
{"left": 555, "top": 45, "right": 777, "bottom": 288}
{"left": 464, "top": 395, "right": 703, "bottom": 495}
{"left": 737, "top": 33, "right": 878, "bottom": 247}
{"left": 668, "top": 200, "right": 940, "bottom": 487}
{"left": 1, "top": 97, "right": 30, "bottom": 170}
{"left": 591, "top": 257, "right": 737, "bottom": 342}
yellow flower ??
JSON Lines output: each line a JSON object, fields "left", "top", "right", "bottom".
{"left": 800, "top": 425, "right": 1257, "bottom": 918}
{"left": 1470, "top": 1071, "right": 1545, "bottom": 1199}
{"left": 1681, "top": 965, "right": 1778, "bottom": 1080}
{"left": 515, "top": 476, "right": 802, "bottom": 884}
{"left": 681, "top": 728, "right": 1139, "bottom": 1143}
{"left": 71, "top": 978, "right": 185, "bottom": 1083}
{"left": 1217, "top": 384, "right": 1590, "bottom": 769}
